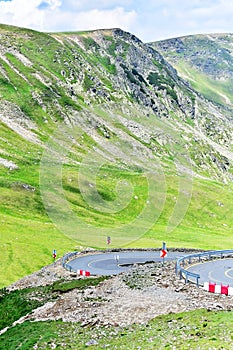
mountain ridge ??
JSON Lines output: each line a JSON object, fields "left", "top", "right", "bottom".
{"left": 151, "top": 33, "right": 233, "bottom": 107}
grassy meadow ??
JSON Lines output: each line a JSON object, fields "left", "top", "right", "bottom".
{"left": 1, "top": 109, "right": 233, "bottom": 287}
{"left": 172, "top": 60, "right": 233, "bottom": 107}
{"left": 1, "top": 111, "right": 233, "bottom": 287}
{"left": 1, "top": 139, "right": 233, "bottom": 288}
{"left": 1, "top": 309, "right": 233, "bottom": 349}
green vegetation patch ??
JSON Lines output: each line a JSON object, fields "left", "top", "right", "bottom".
{"left": 51, "top": 276, "right": 109, "bottom": 292}
{"left": 1, "top": 309, "right": 233, "bottom": 349}
{"left": 82, "top": 36, "right": 100, "bottom": 50}
{"left": 0, "top": 286, "right": 52, "bottom": 330}
{"left": 0, "top": 276, "right": 109, "bottom": 330}
{"left": 148, "top": 71, "right": 178, "bottom": 102}
{"left": 83, "top": 72, "right": 94, "bottom": 91}
{"left": 174, "top": 60, "right": 233, "bottom": 106}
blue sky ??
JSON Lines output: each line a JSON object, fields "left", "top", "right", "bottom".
{"left": 0, "top": 0, "right": 232, "bottom": 41}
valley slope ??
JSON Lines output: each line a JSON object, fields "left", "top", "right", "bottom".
{"left": 152, "top": 33, "right": 233, "bottom": 109}
{"left": 0, "top": 25, "right": 233, "bottom": 287}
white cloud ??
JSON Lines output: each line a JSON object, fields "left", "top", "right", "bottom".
{"left": 172, "top": 0, "right": 233, "bottom": 35}
{"left": 0, "top": 0, "right": 36, "bottom": 28}
{"left": 45, "top": 0, "right": 62, "bottom": 10}
{"left": 0, "top": 0, "right": 137, "bottom": 34}
{"left": 0, "top": 0, "right": 62, "bottom": 30}
{"left": 135, "top": 0, "right": 233, "bottom": 41}
{"left": 61, "top": 0, "right": 133, "bottom": 11}
{"left": 48, "top": 7, "right": 137, "bottom": 32}
{"left": 0, "top": 0, "right": 233, "bottom": 41}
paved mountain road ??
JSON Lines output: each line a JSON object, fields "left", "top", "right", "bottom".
{"left": 67, "top": 250, "right": 233, "bottom": 287}
{"left": 68, "top": 250, "right": 189, "bottom": 276}
{"left": 187, "top": 258, "right": 233, "bottom": 287}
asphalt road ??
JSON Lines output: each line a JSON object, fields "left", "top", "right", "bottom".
{"left": 187, "top": 258, "right": 233, "bottom": 287}
{"left": 68, "top": 250, "right": 188, "bottom": 275}
{"left": 68, "top": 250, "right": 233, "bottom": 287}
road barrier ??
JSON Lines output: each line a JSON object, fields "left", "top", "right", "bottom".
{"left": 77, "top": 269, "right": 91, "bottom": 276}
{"left": 62, "top": 251, "right": 80, "bottom": 272}
{"left": 175, "top": 249, "right": 233, "bottom": 287}
{"left": 203, "top": 282, "right": 233, "bottom": 296}
{"left": 62, "top": 252, "right": 91, "bottom": 276}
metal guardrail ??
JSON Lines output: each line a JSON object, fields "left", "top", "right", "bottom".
{"left": 62, "top": 249, "right": 233, "bottom": 282}
{"left": 62, "top": 251, "right": 81, "bottom": 272}
{"left": 175, "top": 249, "right": 233, "bottom": 286}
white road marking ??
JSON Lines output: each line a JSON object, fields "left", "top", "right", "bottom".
{"left": 225, "top": 268, "right": 233, "bottom": 279}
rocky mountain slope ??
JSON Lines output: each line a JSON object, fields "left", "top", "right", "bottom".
{"left": 1, "top": 25, "right": 233, "bottom": 287}
{"left": 0, "top": 25, "right": 232, "bottom": 177}
{"left": 151, "top": 33, "right": 233, "bottom": 108}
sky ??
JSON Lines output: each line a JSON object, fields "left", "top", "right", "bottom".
{"left": 0, "top": 0, "right": 233, "bottom": 42}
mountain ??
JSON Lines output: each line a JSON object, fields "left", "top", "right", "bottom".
{"left": 1, "top": 24, "right": 233, "bottom": 287}
{"left": 151, "top": 33, "right": 233, "bottom": 108}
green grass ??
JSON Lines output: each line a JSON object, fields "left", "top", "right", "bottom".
{"left": 174, "top": 60, "right": 233, "bottom": 106}
{"left": 83, "top": 71, "right": 94, "bottom": 91}
{"left": 2, "top": 152, "right": 233, "bottom": 288}
{"left": 0, "top": 287, "right": 48, "bottom": 331}
{"left": 0, "top": 213, "right": 75, "bottom": 288}
{"left": 51, "top": 276, "right": 109, "bottom": 292}
{"left": 1, "top": 102, "right": 233, "bottom": 287}
{"left": 0, "top": 276, "right": 109, "bottom": 330}
{"left": 1, "top": 309, "right": 233, "bottom": 349}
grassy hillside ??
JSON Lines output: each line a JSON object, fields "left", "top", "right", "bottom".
{"left": 1, "top": 307, "right": 233, "bottom": 349}
{"left": 0, "top": 25, "right": 233, "bottom": 287}
{"left": 152, "top": 33, "right": 233, "bottom": 107}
